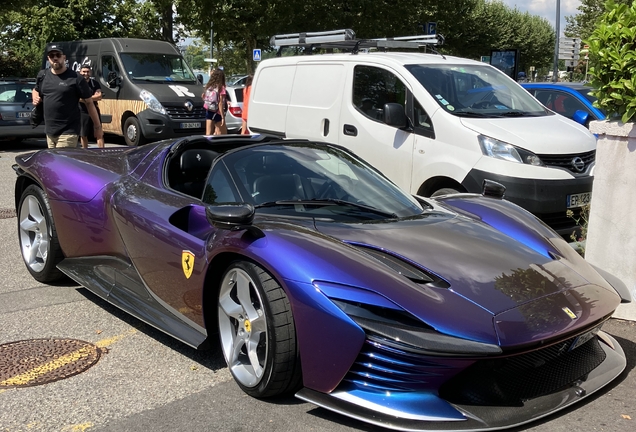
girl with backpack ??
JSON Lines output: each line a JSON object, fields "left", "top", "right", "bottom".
{"left": 202, "top": 69, "right": 227, "bottom": 135}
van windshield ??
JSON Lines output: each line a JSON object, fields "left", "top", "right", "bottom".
{"left": 120, "top": 53, "right": 197, "bottom": 83}
{"left": 405, "top": 64, "right": 548, "bottom": 118}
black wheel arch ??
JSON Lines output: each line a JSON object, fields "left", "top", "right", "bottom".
{"left": 417, "top": 176, "right": 466, "bottom": 197}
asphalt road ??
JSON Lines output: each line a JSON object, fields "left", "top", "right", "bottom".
{"left": 0, "top": 138, "right": 635, "bottom": 432}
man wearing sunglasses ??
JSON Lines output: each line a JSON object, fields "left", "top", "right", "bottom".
{"left": 32, "top": 45, "right": 103, "bottom": 148}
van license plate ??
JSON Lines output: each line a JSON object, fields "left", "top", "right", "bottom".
{"left": 180, "top": 122, "right": 200, "bottom": 129}
{"left": 567, "top": 192, "right": 591, "bottom": 208}
{"left": 17, "top": 112, "right": 31, "bottom": 118}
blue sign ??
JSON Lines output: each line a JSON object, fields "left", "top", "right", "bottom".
{"left": 427, "top": 22, "right": 437, "bottom": 35}
{"left": 253, "top": 49, "right": 261, "bottom": 62}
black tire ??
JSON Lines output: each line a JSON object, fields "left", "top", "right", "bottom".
{"left": 17, "top": 184, "right": 65, "bottom": 283}
{"left": 431, "top": 187, "right": 461, "bottom": 197}
{"left": 123, "top": 116, "right": 146, "bottom": 146}
{"left": 217, "top": 261, "right": 302, "bottom": 398}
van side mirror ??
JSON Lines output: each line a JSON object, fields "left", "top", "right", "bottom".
{"left": 383, "top": 103, "right": 409, "bottom": 129}
{"left": 196, "top": 74, "right": 204, "bottom": 84}
{"left": 107, "top": 71, "right": 122, "bottom": 88}
{"left": 572, "top": 110, "right": 589, "bottom": 126}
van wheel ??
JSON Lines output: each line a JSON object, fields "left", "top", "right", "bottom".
{"left": 123, "top": 117, "right": 146, "bottom": 146}
{"left": 431, "top": 188, "right": 461, "bottom": 197}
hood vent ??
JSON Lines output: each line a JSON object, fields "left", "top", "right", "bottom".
{"left": 352, "top": 245, "right": 450, "bottom": 288}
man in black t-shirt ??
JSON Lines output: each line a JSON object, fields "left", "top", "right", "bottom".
{"left": 79, "top": 64, "right": 104, "bottom": 148}
{"left": 32, "top": 45, "right": 103, "bottom": 149}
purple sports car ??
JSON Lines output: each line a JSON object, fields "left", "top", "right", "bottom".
{"left": 13, "top": 135, "right": 630, "bottom": 430}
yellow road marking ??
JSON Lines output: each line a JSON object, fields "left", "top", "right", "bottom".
{"left": 0, "top": 329, "right": 137, "bottom": 387}
{"left": 94, "top": 328, "right": 137, "bottom": 348}
{"left": 62, "top": 422, "right": 94, "bottom": 432}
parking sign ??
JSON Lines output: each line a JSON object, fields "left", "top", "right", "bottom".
{"left": 253, "top": 49, "right": 261, "bottom": 62}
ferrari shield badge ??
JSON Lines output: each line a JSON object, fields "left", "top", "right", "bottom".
{"left": 562, "top": 307, "right": 577, "bottom": 320}
{"left": 182, "top": 250, "right": 195, "bottom": 279}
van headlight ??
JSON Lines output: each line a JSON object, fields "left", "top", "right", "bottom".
{"left": 139, "top": 90, "right": 166, "bottom": 115}
{"left": 478, "top": 135, "right": 543, "bottom": 166}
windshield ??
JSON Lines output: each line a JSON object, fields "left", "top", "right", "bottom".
{"left": 0, "top": 82, "right": 35, "bottom": 103}
{"left": 405, "top": 64, "right": 548, "bottom": 118}
{"left": 203, "top": 143, "right": 425, "bottom": 220}
{"left": 120, "top": 53, "right": 196, "bottom": 83}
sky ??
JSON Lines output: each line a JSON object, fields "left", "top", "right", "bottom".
{"left": 501, "top": 0, "right": 582, "bottom": 34}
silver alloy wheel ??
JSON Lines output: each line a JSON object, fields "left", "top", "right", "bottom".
{"left": 19, "top": 195, "right": 49, "bottom": 273}
{"left": 126, "top": 123, "right": 137, "bottom": 141}
{"left": 218, "top": 267, "right": 268, "bottom": 388}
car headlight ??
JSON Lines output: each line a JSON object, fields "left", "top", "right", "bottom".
{"left": 139, "top": 90, "right": 166, "bottom": 115}
{"left": 478, "top": 135, "right": 543, "bottom": 166}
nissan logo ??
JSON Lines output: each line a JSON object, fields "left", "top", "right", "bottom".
{"left": 184, "top": 101, "right": 193, "bottom": 112}
{"left": 571, "top": 157, "right": 585, "bottom": 172}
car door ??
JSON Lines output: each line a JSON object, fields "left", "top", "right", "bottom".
{"left": 110, "top": 168, "right": 217, "bottom": 334}
{"left": 339, "top": 64, "right": 415, "bottom": 192}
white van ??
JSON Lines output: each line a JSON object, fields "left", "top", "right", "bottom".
{"left": 248, "top": 31, "right": 595, "bottom": 236}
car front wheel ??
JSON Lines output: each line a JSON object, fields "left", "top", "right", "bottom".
{"left": 123, "top": 116, "right": 146, "bottom": 146}
{"left": 18, "top": 185, "right": 64, "bottom": 282}
{"left": 218, "top": 261, "right": 301, "bottom": 397}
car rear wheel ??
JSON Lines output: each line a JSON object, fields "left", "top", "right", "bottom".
{"left": 123, "top": 116, "right": 146, "bottom": 146}
{"left": 18, "top": 185, "right": 64, "bottom": 282}
{"left": 218, "top": 261, "right": 301, "bottom": 398}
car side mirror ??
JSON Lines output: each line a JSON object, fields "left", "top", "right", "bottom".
{"left": 383, "top": 103, "right": 410, "bottom": 129}
{"left": 107, "top": 71, "right": 122, "bottom": 88}
{"left": 572, "top": 110, "right": 589, "bottom": 126}
{"left": 196, "top": 74, "right": 204, "bottom": 84}
{"left": 206, "top": 203, "right": 264, "bottom": 238}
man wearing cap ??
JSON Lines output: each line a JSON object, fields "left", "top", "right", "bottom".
{"left": 32, "top": 45, "right": 103, "bottom": 148}
{"left": 79, "top": 64, "right": 105, "bottom": 148}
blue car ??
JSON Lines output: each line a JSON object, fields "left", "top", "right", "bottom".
{"left": 522, "top": 82, "right": 606, "bottom": 128}
{"left": 13, "top": 134, "right": 629, "bottom": 430}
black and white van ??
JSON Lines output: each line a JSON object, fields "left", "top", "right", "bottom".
{"left": 42, "top": 38, "right": 206, "bottom": 146}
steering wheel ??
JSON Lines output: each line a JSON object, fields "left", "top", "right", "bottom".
{"left": 471, "top": 100, "right": 495, "bottom": 109}
{"left": 317, "top": 180, "right": 339, "bottom": 199}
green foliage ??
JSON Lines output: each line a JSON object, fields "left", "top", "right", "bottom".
{"left": 565, "top": 0, "right": 632, "bottom": 40}
{"left": 1, "top": 0, "right": 559, "bottom": 77}
{"left": 586, "top": 0, "right": 636, "bottom": 123}
{"left": 566, "top": 204, "right": 590, "bottom": 256}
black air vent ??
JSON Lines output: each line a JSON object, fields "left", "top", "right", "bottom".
{"left": 353, "top": 245, "right": 450, "bottom": 288}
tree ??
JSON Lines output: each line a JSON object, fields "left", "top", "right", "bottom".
{"left": 565, "top": 0, "right": 632, "bottom": 40}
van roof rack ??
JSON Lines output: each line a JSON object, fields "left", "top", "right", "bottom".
{"left": 271, "top": 29, "right": 444, "bottom": 56}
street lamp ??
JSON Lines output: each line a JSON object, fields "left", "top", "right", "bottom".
{"left": 552, "top": 0, "right": 560, "bottom": 83}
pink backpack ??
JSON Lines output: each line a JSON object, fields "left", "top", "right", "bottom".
{"left": 203, "top": 88, "right": 219, "bottom": 111}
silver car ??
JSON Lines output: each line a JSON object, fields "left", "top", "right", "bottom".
{"left": 0, "top": 78, "right": 45, "bottom": 142}
{"left": 224, "top": 85, "right": 245, "bottom": 134}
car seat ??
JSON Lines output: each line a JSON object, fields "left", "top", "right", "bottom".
{"left": 176, "top": 149, "right": 217, "bottom": 198}
{"left": 14, "top": 91, "right": 28, "bottom": 103}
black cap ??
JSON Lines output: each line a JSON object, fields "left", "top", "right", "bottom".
{"left": 46, "top": 44, "right": 64, "bottom": 55}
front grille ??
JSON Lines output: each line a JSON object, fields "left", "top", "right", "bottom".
{"left": 539, "top": 207, "right": 582, "bottom": 233}
{"left": 439, "top": 336, "right": 606, "bottom": 406}
{"left": 164, "top": 105, "right": 206, "bottom": 120}
{"left": 341, "top": 337, "right": 467, "bottom": 392}
{"left": 537, "top": 150, "right": 595, "bottom": 174}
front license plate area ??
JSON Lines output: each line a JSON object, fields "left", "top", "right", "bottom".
{"left": 567, "top": 192, "right": 591, "bottom": 208}
{"left": 17, "top": 112, "right": 31, "bottom": 118}
{"left": 180, "top": 122, "right": 201, "bottom": 129}
{"left": 569, "top": 325, "right": 601, "bottom": 351}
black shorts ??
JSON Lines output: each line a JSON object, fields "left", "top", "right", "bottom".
{"left": 80, "top": 109, "right": 101, "bottom": 137}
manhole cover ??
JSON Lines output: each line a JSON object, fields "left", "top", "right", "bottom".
{"left": 0, "top": 208, "right": 16, "bottom": 219}
{"left": 0, "top": 338, "right": 102, "bottom": 388}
